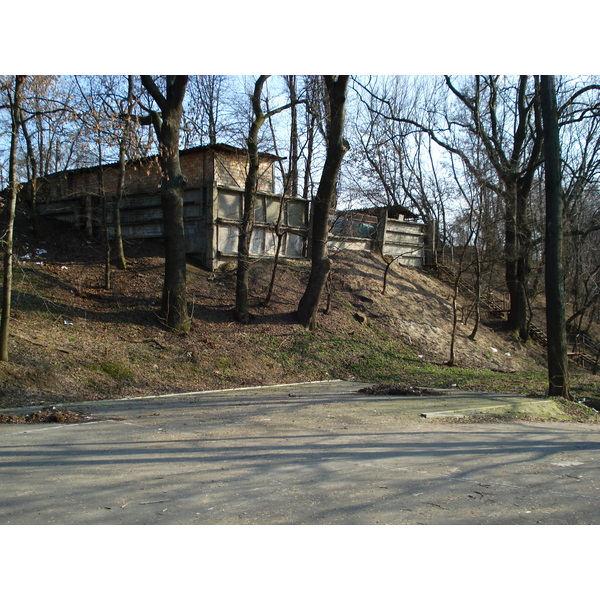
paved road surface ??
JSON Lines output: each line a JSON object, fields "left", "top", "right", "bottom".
{"left": 1, "top": 381, "right": 598, "bottom": 524}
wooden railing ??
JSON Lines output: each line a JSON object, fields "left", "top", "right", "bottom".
{"left": 567, "top": 331, "right": 600, "bottom": 372}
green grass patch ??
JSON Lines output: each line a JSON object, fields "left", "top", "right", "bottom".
{"left": 91, "top": 361, "right": 135, "bottom": 382}
{"left": 262, "top": 327, "right": 550, "bottom": 395}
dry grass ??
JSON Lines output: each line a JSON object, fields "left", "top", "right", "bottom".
{"left": 1, "top": 212, "right": 598, "bottom": 410}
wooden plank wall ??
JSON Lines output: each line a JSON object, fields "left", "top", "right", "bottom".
{"left": 328, "top": 211, "right": 426, "bottom": 267}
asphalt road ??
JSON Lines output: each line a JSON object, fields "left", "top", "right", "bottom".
{"left": 1, "top": 380, "right": 599, "bottom": 524}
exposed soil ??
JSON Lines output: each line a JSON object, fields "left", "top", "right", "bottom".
{"left": 0, "top": 407, "right": 103, "bottom": 424}
{"left": 358, "top": 384, "right": 448, "bottom": 396}
{"left": 1, "top": 210, "right": 597, "bottom": 412}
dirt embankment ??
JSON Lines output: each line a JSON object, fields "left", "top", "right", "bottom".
{"left": 1, "top": 213, "right": 592, "bottom": 410}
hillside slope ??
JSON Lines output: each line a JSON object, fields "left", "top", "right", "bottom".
{"left": 0, "top": 214, "right": 596, "bottom": 409}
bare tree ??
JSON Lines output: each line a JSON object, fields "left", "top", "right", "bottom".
{"left": 285, "top": 76, "right": 300, "bottom": 197}
{"left": 73, "top": 76, "right": 114, "bottom": 289}
{"left": 140, "top": 75, "right": 190, "bottom": 332}
{"left": 540, "top": 75, "right": 571, "bottom": 399}
{"left": 235, "top": 75, "right": 270, "bottom": 324}
{"left": 114, "top": 75, "right": 137, "bottom": 270}
{"left": 297, "top": 75, "right": 350, "bottom": 330}
{"left": 0, "top": 75, "right": 25, "bottom": 361}
{"left": 16, "top": 77, "right": 78, "bottom": 233}
{"left": 263, "top": 80, "right": 306, "bottom": 308}
{"left": 446, "top": 242, "right": 473, "bottom": 367}
{"left": 235, "top": 76, "right": 299, "bottom": 323}
{"left": 301, "top": 75, "right": 326, "bottom": 201}
{"left": 349, "top": 76, "right": 451, "bottom": 256}
{"left": 445, "top": 153, "right": 489, "bottom": 341}
{"left": 19, "top": 108, "right": 40, "bottom": 234}
{"left": 557, "top": 78, "right": 600, "bottom": 336}
{"left": 25, "top": 77, "right": 79, "bottom": 173}
{"left": 437, "top": 77, "right": 544, "bottom": 341}
{"left": 69, "top": 75, "right": 148, "bottom": 279}
{"left": 183, "top": 75, "right": 233, "bottom": 147}
{"left": 356, "top": 76, "right": 544, "bottom": 341}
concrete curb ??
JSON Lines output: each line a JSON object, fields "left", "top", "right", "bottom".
{"left": 421, "top": 399, "right": 560, "bottom": 419}
{"left": 1, "top": 379, "right": 350, "bottom": 412}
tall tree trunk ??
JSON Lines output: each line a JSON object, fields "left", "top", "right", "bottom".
{"left": 1, "top": 76, "right": 25, "bottom": 362}
{"left": 98, "top": 144, "right": 111, "bottom": 290}
{"left": 438, "top": 75, "right": 542, "bottom": 342}
{"left": 447, "top": 277, "right": 460, "bottom": 366}
{"left": 297, "top": 76, "right": 349, "bottom": 330}
{"left": 447, "top": 229, "right": 474, "bottom": 365}
{"left": 505, "top": 189, "right": 529, "bottom": 340}
{"left": 141, "top": 75, "right": 190, "bottom": 332}
{"left": 286, "top": 75, "right": 299, "bottom": 197}
{"left": 302, "top": 77, "right": 317, "bottom": 200}
{"left": 114, "top": 75, "right": 135, "bottom": 271}
{"left": 159, "top": 108, "right": 188, "bottom": 331}
{"left": 468, "top": 238, "right": 482, "bottom": 340}
{"left": 235, "top": 76, "right": 268, "bottom": 324}
{"left": 19, "top": 115, "right": 41, "bottom": 236}
{"left": 236, "top": 76, "right": 298, "bottom": 322}
{"left": 263, "top": 210, "right": 284, "bottom": 308}
{"left": 540, "top": 75, "right": 571, "bottom": 400}
{"left": 263, "top": 92, "right": 296, "bottom": 308}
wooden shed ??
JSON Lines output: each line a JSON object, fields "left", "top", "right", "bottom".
{"left": 328, "top": 207, "right": 427, "bottom": 267}
{"left": 30, "top": 144, "right": 311, "bottom": 271}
